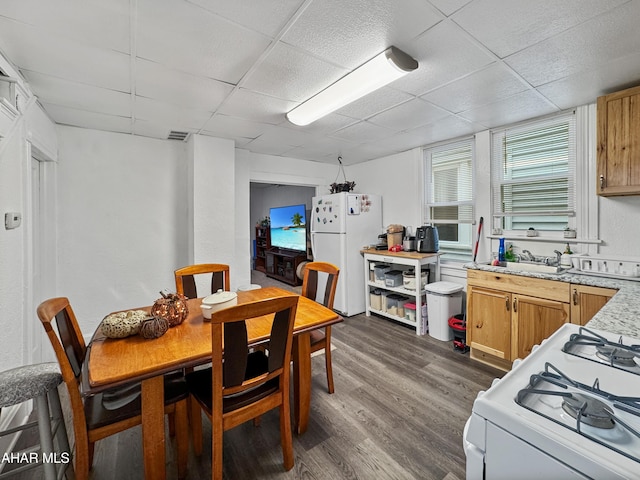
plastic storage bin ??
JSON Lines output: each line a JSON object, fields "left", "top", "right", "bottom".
{"left": 374, "top": 264, "right": 391, "bottom": 285}
{"left": 384, "top": 270, "right": 404, "bottom": 287}
{"left": 370, "top": 289, "right": 383, "bottom": 310}
{"left": 402, "top": 269, "right": 428, "bottom": 290}
{"left": 425, "top": 281, "right": 463, "bottom": 341}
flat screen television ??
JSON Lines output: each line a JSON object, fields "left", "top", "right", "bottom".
{"left": 269, "top": 204, "right": 307, "bottom": 252}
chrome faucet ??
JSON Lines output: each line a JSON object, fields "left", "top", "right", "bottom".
{"left": 553, "top": 250, "right": 563, "bottom": 265}
{"left": 521, "top": 249, "right": 535, "bottom": 261}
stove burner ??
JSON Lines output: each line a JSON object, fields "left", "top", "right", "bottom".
{"left": 561, "top": 393, "right": 615, "bottom": 429}
{"left": 596, "top": 345, "right": 638, "bottom": 367}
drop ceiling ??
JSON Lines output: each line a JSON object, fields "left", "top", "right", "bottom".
{"left": 1, "top": 0, "right": 640, "bottom": 165}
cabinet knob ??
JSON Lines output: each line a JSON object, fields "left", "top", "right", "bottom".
{"left": 573, "top": 288, "right": 579, "bottom": 306}
{"left": 600, "top": 174, "right": 605, "bottom": 190}
{"left": 505, "top": 296, "right": 510, "bottom": 311}
{"left": 513, "top": 298, "right": 518, "bottom": 312}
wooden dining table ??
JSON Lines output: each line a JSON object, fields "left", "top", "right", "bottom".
{"left": 86, "top": 286, "right": 342, "bottom": 480}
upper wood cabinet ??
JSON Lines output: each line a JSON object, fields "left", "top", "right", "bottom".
{"left": 597, "top": 85, "right": 640, "bottom": 196}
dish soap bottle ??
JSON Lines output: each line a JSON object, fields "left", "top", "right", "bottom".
{"left": 561, "top": 243, "right": 573, "bottom": 267}
{"left": 498, "top": 238, "right": 506, "bottom": 262}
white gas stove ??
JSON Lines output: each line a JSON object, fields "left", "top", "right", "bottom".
{"left": 464, "top": 323, "right": 640, "bottom": 480}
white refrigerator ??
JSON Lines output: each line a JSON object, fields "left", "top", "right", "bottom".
{"left": 310, "top": 193, "right": 382, "bottom": 316}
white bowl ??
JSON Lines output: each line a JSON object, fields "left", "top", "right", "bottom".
{"left": 200, "top": 290, "right": 237, "bottom": 320}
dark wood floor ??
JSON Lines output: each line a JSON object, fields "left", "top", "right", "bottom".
{"left": 6, "top": 311, "right": 502, "bottom": 480}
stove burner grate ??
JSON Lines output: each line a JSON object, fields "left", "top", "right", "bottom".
{"left": 562, "top": 393, "right": 615, "bottom": 429}
{"left": 515, "top": 362, "right": 640, "bottom": 464}
{"left": 562, "top": 327, "right": 640, "bottom": 374}
{"left": 596, "top": 345, "right": 638, "bottom": 367}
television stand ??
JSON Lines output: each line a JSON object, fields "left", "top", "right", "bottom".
{"left": 265, "top": 249, "right": 306, "bottom": 286}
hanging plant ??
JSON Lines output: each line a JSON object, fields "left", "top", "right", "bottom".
{"left": 329, "top": 156, "right": 356, "bottom": 193}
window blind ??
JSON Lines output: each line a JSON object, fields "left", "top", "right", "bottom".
{"left": 491, "top": 112, "right": 576, "bottom": 231}
{"left": 426, "top": 140, "right": 474, "bottom": 224}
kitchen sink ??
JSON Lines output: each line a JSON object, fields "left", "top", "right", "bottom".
{"left": 485, "top": 261, "right": 569, "bottom": 274}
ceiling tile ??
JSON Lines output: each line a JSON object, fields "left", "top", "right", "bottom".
{"left": 458, "top": 90, "right": 559, "bottom": 128}
{"left": 285, "top": 135, "right": 358, "bottom": 161}
{"left": 421, "top": 62, "right": 528, "bottom": 113}
{"left": 251, "top": 124, "right": 316, "bottom": 149}
{"left": 242, "top": 42, "right": 347, "bottom": 102}
{"left": 330, "top": 120, "right": 397, "bottom": 144}
{"left": 132, "top": 120, "right": 173, "bottom": 140}
{"left": 136, "top": 0, "right": 271, "bottom": 84}
{"left": 0, "top": 17, "right": 130, "bottom": 92}
{"left": 452, "top": 0, "right": 629, "bottom": 58}
{"left": 135, "top": 59, "right": 233, "bottom": 111}
{"left": 134, "top": 96, "right": 213, "bottom": 131}
{"left": 334, "top": 87, "right": 415, "bottom": 121}
{"left": 536, "top": 51, "right": 640, "bottom": 110}
{"left": 392, "top": 20, "right": 495, "bottom": 97}
{"left": 202, "top": 114, "right": 271, "bottom": 140}
{"left": 338, "top": 142, "right": 400, "bottom": 164}
{"left": 217, "top": 88, "right": 296, "bottom": 124}
{"left": 368, "top": 98, "right": 450, "bottom": 131}
{"left": 282, "top": 0, "right": 443, "bottom": 69}
{"left": 427, "top": 0, "right": 473, "bottom": 16}
{"left": 22, "top": 70, "right": 131, "bottom": 116}
{"left": 187, "top": 0, "right": 305, "bottom": 37}
{"left": 505, "top": 1, "right": 640, "bottom": 87}
{"left": 406, "top": 115, "right": 479, "bottom": 145}
{"left": 42, "top": 102, "right": 132, "bottom": 134}
{"left": 0, "top": 0, "right": 130, "bottom": 53}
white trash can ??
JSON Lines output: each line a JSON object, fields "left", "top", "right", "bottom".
{"left": 425, "top": 281, "right": 463, "bottom": 341}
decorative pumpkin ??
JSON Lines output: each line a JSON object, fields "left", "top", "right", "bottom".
{"left": 139, "top": 316, "right": 169, "bottom": 339}
{"left": 101, "top": 310, "right": 148, "bottom": 338}
{"left": 151, "top": 290, "right": 189, "bottom": 327}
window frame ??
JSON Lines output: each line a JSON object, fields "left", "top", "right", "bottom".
{"left": 490, "top": 111, "right": 577, "bottom": 235}
{"left": 423, "top": 137, "right": 475, "bottom": 262}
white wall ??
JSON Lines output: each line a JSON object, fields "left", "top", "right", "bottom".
{"left": 0, "top": 122, "right": 28, "bottom": 370}
{"left": 347, "top": 149, "right": 423, "bottom": 234}
{"left": 56, "top": 126, "right": 188, "bottom": 334}
{"left": 599, "top": 196, "right": 640, "bottom": 258}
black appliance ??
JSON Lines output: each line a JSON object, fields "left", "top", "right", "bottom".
{"left": 416, "top": 225, "right": 439, "bottom": 253}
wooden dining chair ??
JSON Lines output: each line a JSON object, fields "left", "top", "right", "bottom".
{"left": 185, "top": 295, "right": 299, "bottom": 480}
{"left": 174, "top": 263, "right": 231, "bottom": 299}
{"left": 174, "top": 263, "right": 231, "bottom": 453}
{"left": 37, "top": 297, "right": 190, "bottom": 480}
{"left": 301, "top": 261, "right": 340, "bottom": 394}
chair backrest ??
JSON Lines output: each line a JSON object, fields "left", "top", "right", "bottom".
{"left": 301, "top": 262, "right": 340, "bottom": 309}
{"left": 174, "top": 263, "right": 230, "bottom": 299}
{"left": 37, "top": 297, "right": 90, "bottom": 448}
{"left": 210, "top": 296, "right": 298, "bottom": 395}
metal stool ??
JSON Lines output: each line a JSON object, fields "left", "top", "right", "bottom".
{"left": 0, "top": 363, "right": 73, "bottom": 479}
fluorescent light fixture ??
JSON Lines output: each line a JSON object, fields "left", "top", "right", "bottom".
{"left": 286, "top": 46, "right": 418, "bottom": 126}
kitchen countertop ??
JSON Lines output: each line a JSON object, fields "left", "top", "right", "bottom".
{"left": 464, "top": 263, "right": 640, "bottom": 338}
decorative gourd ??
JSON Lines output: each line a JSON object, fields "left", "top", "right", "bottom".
{"left": 151, "top": 290, "right": 189, "bottom": 327}
{"left": 139, "top": 316, "right": 169, "bottom": 339}
{"left": 101, "top": 310, "right": 148, "bottom": 338}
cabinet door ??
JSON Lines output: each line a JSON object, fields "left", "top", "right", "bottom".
{"left": 512, "top": 294, "right": 569, "bottom": 360}
{"left": 597, "top": 85, "right": 640, "bottom": 196}
{"left": 468, "top": 285, "right": 512, "bottom": 360}
{"left": 570, "top": 285, "right": 617, "bottom": 326}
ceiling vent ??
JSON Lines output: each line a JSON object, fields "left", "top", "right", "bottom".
{"left": 167, "top": 130, "right": 190, "bottom": 141}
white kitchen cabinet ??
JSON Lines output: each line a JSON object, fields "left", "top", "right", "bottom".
{"left": 362, "top": 248, "right": 440, "bottom": 335}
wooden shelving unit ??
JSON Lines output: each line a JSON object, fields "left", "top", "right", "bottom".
{"left": 254, "top": 226, "right": 270, "bottom": 273}
{"left": 265, "top": 249, "right": 306, "bottom": 286}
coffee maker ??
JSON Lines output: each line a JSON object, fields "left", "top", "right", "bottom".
{"left": 416, "top": 225, "right": 439, "bottom": 253}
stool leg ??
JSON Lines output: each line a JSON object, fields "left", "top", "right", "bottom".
{"left": 48, "top": 387, "right": 74, "bottom": 479}
{"left": 35, "top": 394, "right": 58, "bottom": 480}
